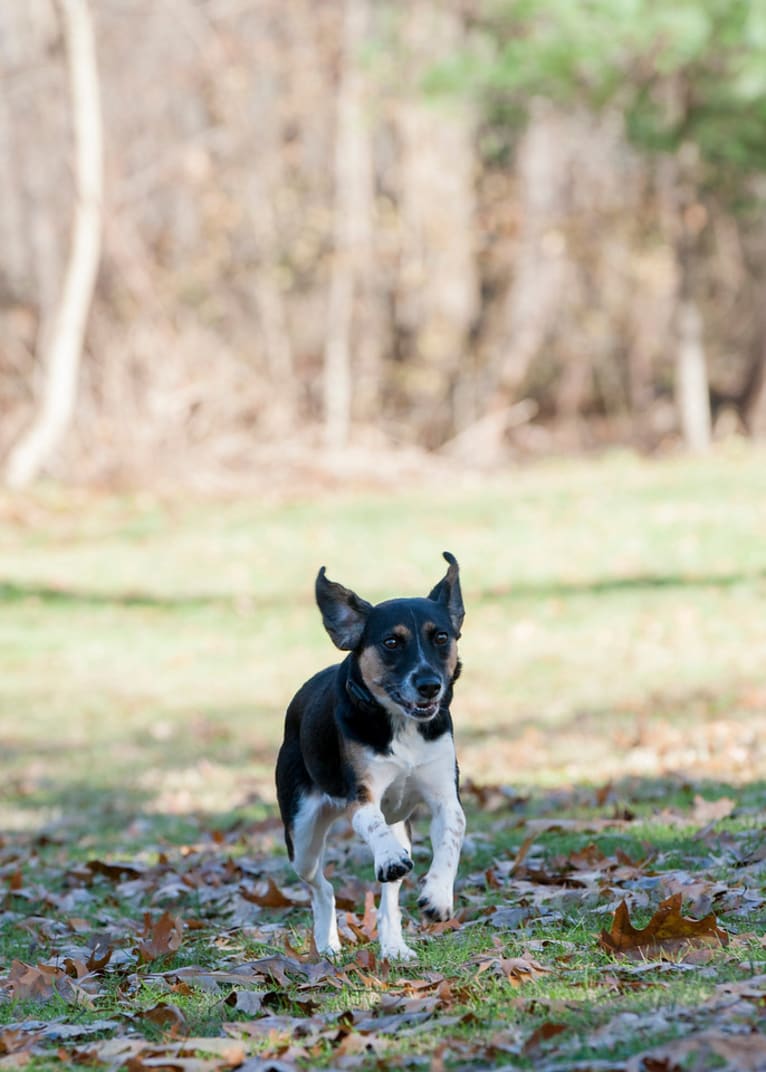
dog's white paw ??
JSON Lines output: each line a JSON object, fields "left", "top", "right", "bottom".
{"left": 315, "top": 935, "right": 342, "bottom": 957}
{"left": 417, "top": 878, "right": 453, "bottom": 922}
{"left": 380, "top": 940, "right": 417, "bottom": 962}
{"left": 374, "top": 842, "right": 413, "bottom": 883}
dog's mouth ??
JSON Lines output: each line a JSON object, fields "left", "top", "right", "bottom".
{"left": 389, "top": 691, "right": 441, "bottom": 721}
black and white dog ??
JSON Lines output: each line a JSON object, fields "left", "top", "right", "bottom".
{"left": 276, "top": 553, "right": 466, "bottom": 961}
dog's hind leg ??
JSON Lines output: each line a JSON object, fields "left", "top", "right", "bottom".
{"left": 290, "top": 792, "right": 341, "bottom": 955}
{"left": 377, "top": 821, "right": 416, "bottom": 962}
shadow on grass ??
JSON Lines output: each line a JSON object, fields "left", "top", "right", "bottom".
{"left": 8, "top": 771, "right": 766, "bottom": 866}
{"left": 1, "top": 567, "right": 765, "bottom": 613}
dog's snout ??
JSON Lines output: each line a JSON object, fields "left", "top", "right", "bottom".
{"left": 415, "top": 677, "right": 441, "bottom": 700}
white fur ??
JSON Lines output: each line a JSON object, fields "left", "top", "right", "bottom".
{"left": 377, "top": 821, "right": 416, "bottom": 961}
{"left": 291, "top": 721, "right": 465, "bottom": 960}
{"left": 290, "top": 793, "right": 342, "bottom": 955}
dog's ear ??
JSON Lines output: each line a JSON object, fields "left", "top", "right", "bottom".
{"left": 427, "top": 551, "right": 464, "bottom": 636}
{"left": 316, "top": 567, "right": 373, "bottom": 650}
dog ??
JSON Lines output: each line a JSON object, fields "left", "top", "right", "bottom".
{"left": 276, "top": 552, "right": 466, "bottom": 961}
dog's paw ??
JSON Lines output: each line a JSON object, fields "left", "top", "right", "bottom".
{"left": 380, "top": 940, "right": 417, "bottom": 962}
{"left": 417, "top": 880, "right": 453, "bottom": 922}
{"left": 316, "top": 937, "right": 342, "bottom": 957}
{"left": 375, "top": 847, "right": 413, "bottom": 883}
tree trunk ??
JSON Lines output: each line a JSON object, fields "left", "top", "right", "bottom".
{"left": 497, "top": 101, "right": 572, "bottom": 397}
{"left": 655, "top": 153, "right": 711, "bottom": 452}
{"left": 740, "top": 312, "right": 766, "bottom": 437}
{"left": 396, "top": 1, "right": 479, "bottom": 444}
{"left": 676, "top": 298, "right": 711, "bottom": 451}
{"left": 322, "top": 0, "right": 371, "bottom": 450}
{"left": 5, "top": 0, "right": 103, "bottom": 487}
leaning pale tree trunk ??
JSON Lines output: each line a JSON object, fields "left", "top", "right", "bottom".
{"left": 5, "top": 0, "right": 103, "bottom": 487}
{"left": 322, "top": 0, "right": 371, "bottom": 450}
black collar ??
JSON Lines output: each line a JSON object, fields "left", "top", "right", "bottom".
{"left": 345, "top": 675, "right": 383, "bottom": 714}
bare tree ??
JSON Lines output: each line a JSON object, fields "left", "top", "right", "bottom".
{"left": 656, "top": 154, "right": 712, "bottom": 453}
{"left": 322, "top": 0, "right": 372, "bottom": 450}
{"left": 396, "top": 0, "right": 479, "bottom": 443}
{"left": 5, "top": 0, "right": 103, "bottom": 487}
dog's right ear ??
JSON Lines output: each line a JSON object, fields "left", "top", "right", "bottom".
{"left": 315, "top": 567, "right": 373, "bottom": 650}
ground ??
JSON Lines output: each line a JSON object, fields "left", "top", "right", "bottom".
{"left": 0, "top": 447, "right": 765, "bottom": 1070}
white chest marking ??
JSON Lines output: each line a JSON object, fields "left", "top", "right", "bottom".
{"left": 364, "top": 723, "right": 456, "bottom": 823}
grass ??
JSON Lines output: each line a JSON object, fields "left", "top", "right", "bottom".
{"left": 1, "top": 446, "right": 766, "bottom": 1068}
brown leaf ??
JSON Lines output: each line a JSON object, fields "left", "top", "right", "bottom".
{"left": 422, "top": 917, "right": 461, "bottom": 936}
{"left": 0, "top": 1030, "right": 39, "bottom": 1058}
{"left": 692, "top": 794, "right": 735, "bottom": 825}
{"left": 474, "top": 954, "right": 551, "bottom": 985}
{"left": 137, "top": 913, "right": 184, "bottom": 963}
{"left": 86, "top": 941, "right": 113, "bottom": 973}
{"left": 509, "top": 833, "right": 537, "bottom": 873}
{"left": 239, "top": 877, "right": 308, "bottom": 908}
{"left": 0, "top": 960, "right": 93, "bottom": 1005}
{"left": 86, "top": 859, "right": 145, "bottom": 882}
{"left": 625, "top": 1029, "right": 766, "bottom": 1072}
{"left": 523, "top": 1020, "right": 567, "bottom": 1055}
{"left": 138, "top": 1002, "right": 187, "bottom": 1035}
{"left": 523, "top": 817, "right": 631, "bottom": 835}
{"left": 340, "top": 891, "right": 378, "bottom": 945}
{"left": 599, "top": 894, "right": 728, "bottom": 960}
{"left": 1, "top": 961, "right": 55, "bottom": 1001}
{"left": 567, "top": 842, "right": 609, "bottom": 870}
{"left": 361, "top": 889, "right": 377, "bottom": 939}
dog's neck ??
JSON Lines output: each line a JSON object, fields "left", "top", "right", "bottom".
{"left": 344, "top": 656, "right": 384, "bottom": 716}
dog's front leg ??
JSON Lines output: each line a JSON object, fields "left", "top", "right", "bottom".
{"left": 417, "top": 793, "right": 466, "bottom": 922}
{"left": 376, "top": 820, "right": 416, "bottom": 961}
{"left": 352, "top": 802, "right": 413, "bottom": 882}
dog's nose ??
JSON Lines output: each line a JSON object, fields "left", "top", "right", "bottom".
{"left": 415, "top": 678, "right": 441, "bottom": 700}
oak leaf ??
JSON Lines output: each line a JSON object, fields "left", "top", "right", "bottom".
{"left": 137, "top": 913, "right": 184, "bottom": 963}
{"left": 599, "top": 894, "right": 728, "bottom": 960}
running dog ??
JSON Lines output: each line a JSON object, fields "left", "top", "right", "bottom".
{"left": 276, "top": 552, "right": 465, "bottom": 960}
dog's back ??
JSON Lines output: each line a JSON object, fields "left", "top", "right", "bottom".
{"left": 276, "top": 665, "right": 346, "bottom": 858}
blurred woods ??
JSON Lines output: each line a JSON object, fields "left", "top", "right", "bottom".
{"left": 2, "top": 0, "right": 766, "bottom": 487}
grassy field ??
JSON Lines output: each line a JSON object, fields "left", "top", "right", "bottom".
{"left": 1, "top": 447, "right": 765, "bottom": 1069}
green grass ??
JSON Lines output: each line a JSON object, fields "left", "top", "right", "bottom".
{"left": 1, "top": 447, "right": 766, "bottom": 1068}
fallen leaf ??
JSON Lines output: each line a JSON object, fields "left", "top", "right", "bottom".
{"left": 137, "top": 913, "right": 184, "bottom": 964}
{"left": 224, "top": 989, "right": 266, "bottom": 1015}
{"left": 626, "top": 1029, "right": 766, "bottom": 1072}
{"left": 0, "top": 1031, "right": 38, "bottom": 1058}
{"left": 0, "top": 961, "right": 94, "bottom": 1006}
{"left": 522, "top": 817, "right": 630, "bottom": 835}
{"left": 138, "top": 1003, "right": 187, "bottom": 1034}
{"left": 86, "top": 859, "right": 146, "bottom": 882}
{"left": 474, "top": 953, "right": 551, "bottom": 985}
{"left": 523, "top": 1020, "right": 567, "bottom": 1055}
{"left": 691, "top": 795, "right": 735, "bottom": 825}
{"left": 599, "top": 894, "right": 728, "bottom": 960}
{"left": 239, "top": 877, "right": 308, "bottom": 908}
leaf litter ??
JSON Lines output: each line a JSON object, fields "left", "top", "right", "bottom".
{"left": 0, "top": 776, "right": 765, "bottom": 1070}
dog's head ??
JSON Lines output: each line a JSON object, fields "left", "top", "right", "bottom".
{"left": 315, "top": 552, "right": 464, "bottom": 722}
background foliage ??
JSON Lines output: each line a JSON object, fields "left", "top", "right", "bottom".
{"left": 2, "top": 0, "right": 766, "bottom": 485}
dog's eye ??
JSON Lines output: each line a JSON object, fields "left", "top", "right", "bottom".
{"left": 382, "top": 636, "right": 401, "bottom": 650}
{"left": 433, "top": 631, "right": 449, "bottom": 646}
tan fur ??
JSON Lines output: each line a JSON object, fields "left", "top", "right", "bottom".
{"left": 358, "top": 646, "right": 394, "bottom": 708}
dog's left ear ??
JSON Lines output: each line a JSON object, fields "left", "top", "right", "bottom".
{"left": 316, "top": 567, "right": 373, "bottom": 650}
{"left": 427, "top": 551, "right": 464, "bottom": 636}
